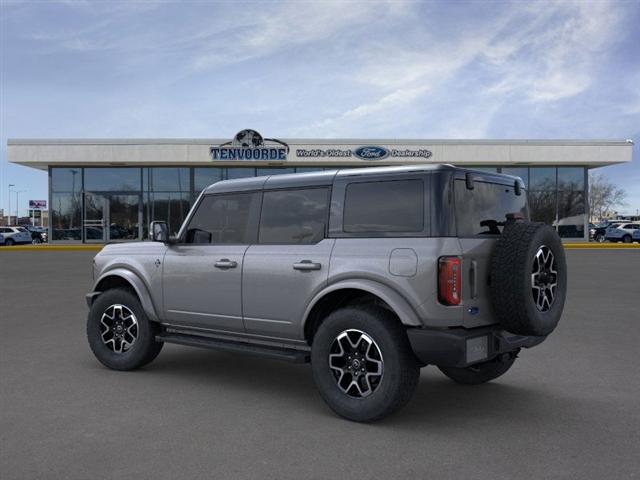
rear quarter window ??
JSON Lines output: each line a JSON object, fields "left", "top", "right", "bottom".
{"left": 343, "top": 179, "right": 424, "bottom": 233}
{"left": 455, "top": 180, "right": 528, "bottom": 236}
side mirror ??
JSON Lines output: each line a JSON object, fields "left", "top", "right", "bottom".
{"left": 150, "top": 221, "right": 169, "bottom": 243}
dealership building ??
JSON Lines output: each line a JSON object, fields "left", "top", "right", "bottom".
{"left": 7, "top": 132, "right": 633, "bottom": 243}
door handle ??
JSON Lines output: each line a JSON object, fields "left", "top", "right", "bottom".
{"left": 214, "top": 259, "right": 238, "bottom": 269}
{"left": 293, "top": 260, "right": 321, "bottom": 271}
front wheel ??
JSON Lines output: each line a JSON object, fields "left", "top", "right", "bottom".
{"left": 438, "top": 354, "right": 517, "bottom": 385}
{"left": 5, "top": 238, "right": 14, "bottom": 246}
{"left": 87, "top": 288, "right": 163, "bottom": 370}
{"left": 311, "top": 306, "right": 420, "bottom": 422}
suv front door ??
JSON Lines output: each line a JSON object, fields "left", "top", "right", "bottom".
{"left": 162, "top": 192, "right": 260, "bottom": 332}
{"left": 242, "top": 187, "right": 333, "bottom": 339}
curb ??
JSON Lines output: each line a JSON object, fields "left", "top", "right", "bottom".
{"left": 0, "top": 245, "right": 103, "bottom": 251}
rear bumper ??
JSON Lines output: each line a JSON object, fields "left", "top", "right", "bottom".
{"left": 407, "top": 325, "right": 546, "bottom": 368}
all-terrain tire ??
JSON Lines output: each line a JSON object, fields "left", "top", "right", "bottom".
{"left": 311, "top": 306, "right": 420, "bottom": 422}
{"left": 490, "top": 221, "right": 567, "bottom": 336}
{"left": 439, "top": 354, "right": 517, "bottom": 385}
{"left": 87, "top": 288, "right": 163, "bottom": 370}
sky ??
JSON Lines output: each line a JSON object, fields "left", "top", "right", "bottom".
{"left": 1, "top": 0, "right": 639, "bottom": 217}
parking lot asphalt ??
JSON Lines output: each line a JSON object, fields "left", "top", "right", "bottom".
{"left": 1, "top": 250, "right": 639, "bottom": 480}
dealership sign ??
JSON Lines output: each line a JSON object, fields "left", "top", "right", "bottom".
{"left": 211, "top": 129, "right": 289, "bottom": 161}
{"left": 29, "top": 200, "right": 47, "bottom": 209}
{"left": 296, "top": 146, "right": 433, "bottom": 160}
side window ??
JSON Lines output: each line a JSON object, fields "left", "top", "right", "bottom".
{"left": 343, "top": 179, "right": 424, "bottom": 233}
{"left": 259, "top": 188, "right": 330, "bottom": 244}
{"left": 184, "top": 192, "right": 259, "bottom": 244}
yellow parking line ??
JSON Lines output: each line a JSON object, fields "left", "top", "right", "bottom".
{"left": 564, "top": 243, "right": 640, "bottom": 249}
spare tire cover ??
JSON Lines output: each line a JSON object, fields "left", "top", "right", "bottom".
{"left": 490, "top": 222, "right": 567, "bottom": 336}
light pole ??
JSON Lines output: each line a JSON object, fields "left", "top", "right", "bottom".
{"left": 15, "top": 190, "right": 26, "bottom": 225}
{"left": 8, "top": 184, "right": 15, "bottom": 225}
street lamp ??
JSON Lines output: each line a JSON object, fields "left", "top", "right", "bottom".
{"left": 8, "top": 184, "right": 15, "bottom": 225}
{"left": 15, "top": 190, "right": 26, "bottom": 225}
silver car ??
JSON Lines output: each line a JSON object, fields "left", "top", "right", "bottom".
{"left": 0, "top": 226, "right": 32, "bottom": 246}
{"left": 86, "top": 165, "right": 567, "bottom": 421}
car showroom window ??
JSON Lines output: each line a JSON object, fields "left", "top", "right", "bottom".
{"left": 185, "top": 193, "right": 259, "bottom": 244}
{"left": 259, "top": 188, "right": 330, "bottom": 244}
{"left": 343, "top": 179, "right": 424, "bottom": 233}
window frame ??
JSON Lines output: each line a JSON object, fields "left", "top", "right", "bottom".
{"left": 329, "top": 174, "right": 431, "bottom": 238}
{"left": 176, "top": 190, "right": 262, "bottom": 246}
{"left": 257, "top": 186, "right": 332, "bottom": 245}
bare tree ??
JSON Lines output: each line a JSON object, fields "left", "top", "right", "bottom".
{"left": 588, "top": 172, "right": 627, "bottom": 221}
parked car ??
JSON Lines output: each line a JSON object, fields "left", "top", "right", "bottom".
{"left": 592, "top": 221, "right": 625, "bottom": 242}
{"left": 20, "top": 225, "right": 48, "bottom": 244}
{"left": 86, "top": 165, "right": 567, "bottom": 422}
{"left": 605, "top": 223, "right": 640, "bottom": 243}
{"left": 0, "top": 226, "right": 32, "bottom": 246}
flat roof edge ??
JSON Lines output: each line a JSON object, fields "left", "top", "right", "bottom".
{"left": 7, "top": 138, "right": 635, "bottom": 146}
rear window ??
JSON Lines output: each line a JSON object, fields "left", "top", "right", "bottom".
{"left": 343, "top": 179, "right": 424, "bottom": 233}
{"left": 455, "top": 180, "right": 528, "bottom": 236}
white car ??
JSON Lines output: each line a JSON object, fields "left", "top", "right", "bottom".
{"left": 0, "top": 226, "right": 32, "bottom": 246}
{"left": 605, "top": 223, "right": 640, "bottom": 243}
{"left": 0, "top": 232, "right": 4, "bottom": 245}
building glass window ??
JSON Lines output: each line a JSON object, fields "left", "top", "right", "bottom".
{"left": 51, "top": 168, "right": 82, "bottom": 193}
{"left": 144, "top": 192, "right": 191, "bottom": 238}
{"left": 557, "top": 167, "right": 584, "bottom": 191}
{"left": 85, "top": 168, "right": 141, "bottom": 192}
{"left": 556, "top": 167, "right": 586, "bottom": 238}
{"left": 146, "top": 168, "right": 190, "bottom": 192}
{"left": 226, "top": 168, "right": 256, "bottom": 180}
{"left": 256, "top": 167, "right": 295, "bottom": 177}
{"left": 51, "top": 192, "right": 82, "bottom": 240}
{"left": 528, "top": 190, "right": 557, "bottom": 225}
{"left": 194, "top": 168, "right": 224, "bottom": 193}
{"left": 529, "top": 167, "right": 556, "bottom": 190}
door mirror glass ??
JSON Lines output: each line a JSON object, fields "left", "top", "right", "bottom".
{"left": 150, "top": 221, "right": 169, "bottom": 242}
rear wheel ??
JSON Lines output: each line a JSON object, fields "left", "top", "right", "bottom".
{"left": 87, "top": 288, "right": 163, "bottom": 370}
{"left": 623, "top": 235, "right": 632, "bottom": 243}
{"left": 311, "top": 306, "right": 419, "bottom": 422}
{"left": 439, "top": 353, "right": 517, "bottom": 385}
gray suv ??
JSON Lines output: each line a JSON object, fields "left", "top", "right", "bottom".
{"left": 87, "top": 165, "right": 567, "bottom": 421}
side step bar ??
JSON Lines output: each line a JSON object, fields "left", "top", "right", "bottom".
{"left": 156, "top": 333, "right": 310, "bottom": 364}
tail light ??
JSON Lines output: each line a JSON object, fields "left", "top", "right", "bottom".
{"left": 438, "top": 256, "right": 461, "bottom": 306}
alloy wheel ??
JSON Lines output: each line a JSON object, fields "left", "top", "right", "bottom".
{"left": 99, "top": 304, "right": 138, "bottom": 353}
{"left": 328, "top": 329, "right": 383, "bottom": 398}
{"left": 531, "top": 245, "right": 558, "bottom": 312}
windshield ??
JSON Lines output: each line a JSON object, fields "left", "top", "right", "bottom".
{"left": 455, "top": 180, "right": 528, "bottom": 236}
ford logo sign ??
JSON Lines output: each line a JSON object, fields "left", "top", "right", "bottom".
{"left": 354, "top": 146, "right": 389, "bottom": 160}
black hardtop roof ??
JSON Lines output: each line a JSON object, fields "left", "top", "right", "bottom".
{"left": 202, "top": 164, "right": 522, "bottom": 194}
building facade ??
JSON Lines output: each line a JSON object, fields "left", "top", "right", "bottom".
{"left": 7, "top": 132, "right": 633, "bottom": 243}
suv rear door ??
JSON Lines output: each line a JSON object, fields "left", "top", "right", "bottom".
{"left": 242, "top": 186, "right": 333, "bottom": 339}
{"left": 454, "top": 174, "right": 528, "bottom": 328}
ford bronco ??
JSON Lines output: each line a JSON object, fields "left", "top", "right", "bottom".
{"left": 86, "top": 165, "right": 566, "bottom": 421}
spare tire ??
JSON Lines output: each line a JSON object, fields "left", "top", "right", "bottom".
{"left": 490, "top": 221, "right": 567, "bottom": 336}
